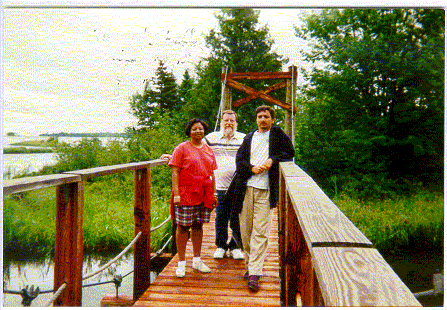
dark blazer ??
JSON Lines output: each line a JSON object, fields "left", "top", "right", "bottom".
{"left": 224, "top": 125, "right": 294, "bottom": 214}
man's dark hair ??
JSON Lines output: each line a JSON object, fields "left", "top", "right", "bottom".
{"left": 256, "top": 105, "right": 275, "bottom": 119}
{"left": 185, "top": 118, "right": 209, "bottom": 137}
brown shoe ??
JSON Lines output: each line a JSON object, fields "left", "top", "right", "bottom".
{"left": 248, "top": 275, "right": 260, "bottom": 292}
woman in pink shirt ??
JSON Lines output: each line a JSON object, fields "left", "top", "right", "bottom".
{"left": 169, "top": 118, "right": 218, "bottom": 278}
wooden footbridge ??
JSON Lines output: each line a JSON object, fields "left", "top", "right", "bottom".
{"left": 3, "top": 159, "right": 422, "bottom": 307}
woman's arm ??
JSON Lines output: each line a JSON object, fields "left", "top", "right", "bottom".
{"left": 211, "top": 172, "right": 218, "bottom": 208}
{"left": 171, "top": 166, "right": 181, "bottom": 205}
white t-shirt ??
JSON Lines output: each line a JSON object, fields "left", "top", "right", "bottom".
{"left": 204, "top": 131, "right": 245, "bottom": 191}
{"left": 247, "top": 130, "right": 270, "bottom": 190}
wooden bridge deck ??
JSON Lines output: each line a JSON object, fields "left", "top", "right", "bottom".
{"left": 134, "top": 209, "right": 283, "bottom": 307}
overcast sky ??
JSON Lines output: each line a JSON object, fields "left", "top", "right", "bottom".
{"left": 2, "top": 2, "right": 442, "bottom": 136}
{"left": 2, "top": 7, "right": 316, "bottom": 136}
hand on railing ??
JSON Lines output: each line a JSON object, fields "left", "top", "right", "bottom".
{"left": 160, "top": 154, "right": 172, "bottom": 161}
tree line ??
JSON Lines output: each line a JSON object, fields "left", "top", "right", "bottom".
{"left": 127, "top": 8, "right": 444, "bottom": 200}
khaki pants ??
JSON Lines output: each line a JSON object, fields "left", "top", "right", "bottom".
{"left": 239, "top": 186, "right": 273, "bottom": 276}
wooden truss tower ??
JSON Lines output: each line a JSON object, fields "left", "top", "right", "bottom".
{"left": 220, "top": 66, "right": 298, "bottom": 137}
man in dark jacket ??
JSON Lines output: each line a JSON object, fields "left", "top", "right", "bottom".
{"left": 234, "top": 105, "right": 294, "bottom": 292}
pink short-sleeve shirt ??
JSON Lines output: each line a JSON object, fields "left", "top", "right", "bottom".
{"left": 169, "top": 141, "right": 217, "bottom": 206}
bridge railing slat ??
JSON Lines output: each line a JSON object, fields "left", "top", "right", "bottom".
{"left": 279, "top": 161, "right": 421, "bottom": 307}
{"left": 3, "top": 174, "right": 82, "bottom": 195}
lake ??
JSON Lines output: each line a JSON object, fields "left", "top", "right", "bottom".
{"left": 2, "top": 136, "right": 120, "bottom": 179}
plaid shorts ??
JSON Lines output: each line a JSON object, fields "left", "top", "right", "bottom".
{"left": 174, "top": 203, "right": 211, "bottom": 227}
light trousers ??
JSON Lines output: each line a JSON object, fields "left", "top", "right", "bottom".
{"left": 239, "top": 186, "right": 273, "bottom": 276}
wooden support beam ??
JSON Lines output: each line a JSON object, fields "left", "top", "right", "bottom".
{"left": 232, "top": 81, "right": 287, "bottom": 108}
{"left": 133, "top": 168, "right": 151, "bottom": 300}
{"left": 226, "top": 79, "right": 297, "bottom": 112}
{"left": 53, "top": 181, "right": 84, "bottom": 306}
{"left": 221, "top": 71, "right": 296, "bottom": 81}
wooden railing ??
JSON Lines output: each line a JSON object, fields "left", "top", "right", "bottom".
{"left": 278, "top": 161, "right": 422, "bottom": 306}
{"left": 4, "top": 159, "right": 423, "bottom": 307}
{"left": 3, "top": 159, "right": 169, "bottom": 306}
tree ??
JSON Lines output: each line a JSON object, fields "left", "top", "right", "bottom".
{"left": 184, "top": 8, "right": 286, "bottom": 133}
{"left": 178, "top": 70, "right": 194, "bottom": 105}
{"left": 295, "top": 9, "right": 444, "bottom": 198}
{"left": 129, "top": 60, "right": 179, "bottom": 129}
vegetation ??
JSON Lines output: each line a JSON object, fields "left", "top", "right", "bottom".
{"left": 295, "top": 9, "right": 444, "bottom": 200}
{"left": 335, "top": 192, "right": 443, "bottom": 254}
{"left": 4, "top": 173, "right": 172, "bottom": 256}
{"left": 3, "top": 147, "right": 53, "bottom": 154}
{"left": 3, "top": 8, "right": 443, "bottom": 259}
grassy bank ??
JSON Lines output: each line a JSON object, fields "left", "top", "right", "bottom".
{"left": 3, "top": 147, "right": 54, "bottom": 154}
{"left": 10, "top": 138, "right": 58, "bottom": 148}
{"left": 334, "top": 191, "right": 444, "bottom": 254}
{"left": 3, "top": 172, "right": 172, "bottom": 257}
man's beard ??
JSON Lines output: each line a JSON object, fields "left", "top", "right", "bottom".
{"left": 222, "top": 124, "right": 237, "bottom": 137}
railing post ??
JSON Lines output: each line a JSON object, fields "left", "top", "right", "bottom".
{"left": 133, "top": 168, "right": 151, "bottom": 300}
{"left": 284, "top": 192, "right": 301, "bottom": 306}
{"left": 53, "top": 181, "right": 84, "bottom": 306}
{"left": 278, "top": 172, "right": 287, "bottom": 305}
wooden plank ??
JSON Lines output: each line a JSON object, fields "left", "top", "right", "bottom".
{"left": 225, "top": 79, "right": 297, "bottom": 113}
{"left": 311, "top": 247, "right": 422, "bottom": 307}
{"left": 3, "top": 173, "right": 81, "bottom": 195}
{"left": 279, "top": 161, "right": 309, "bottom": 178}
{"left": 285, "top": 178, "right": 372, "bottom": 248}
{"left": 66, "top": 159, "right": 167, "bottom": 180}
{"left": 232, "top": 81, "right": 287, "bottom": 107}
{"left": 222, "top": 71, "right": 296, "bottom": 81}
{"left": 101, "top": 295, "right": 135, "bottom": 307}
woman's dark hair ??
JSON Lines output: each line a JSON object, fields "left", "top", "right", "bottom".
{"left": 185, "top": 118, "right": 209, "bottom": 137}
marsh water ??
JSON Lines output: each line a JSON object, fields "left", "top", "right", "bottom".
{"left": 2, "top": 252, "right": 159, "bottom": 307}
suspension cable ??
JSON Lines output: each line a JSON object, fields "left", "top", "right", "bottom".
{"left": 82, "top": 231, "right": 142, "bottom": 281}
{"left": 44, "top": 282, "right": 67, "bottom": 307}
{"left": 291, "top": 64, "right": 296, "bottom": 148}
{"left": 215, "top": 66, "right": 229, "bottom": 132}
{"left": 151, "top": 216, "right": 170, "bottom": 232}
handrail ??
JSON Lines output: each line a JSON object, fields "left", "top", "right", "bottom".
{"left": 3, "top": 158, "right": 171, "bottom": 306}
{"left": 278, "top": 161, "right": 422, "bottom": 307}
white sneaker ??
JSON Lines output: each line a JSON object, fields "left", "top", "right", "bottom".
{"left": 176, "top": 265, "right": 186, "bottom": 278}
{"left": 192, "top": 260, "right": 211, "bottom": 273}
{"left": 213, "top": 248, "right": 226, "bottom": 259}
{"left": 231, "top": 249, "right": 244, "bottom": 260}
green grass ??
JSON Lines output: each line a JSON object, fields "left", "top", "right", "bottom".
{"left": 3, "top": 147, "right": 54, "bottom": 154}
{"left": 10, "top": 138, "right": 58, "bottom": 148}
{"left": 334, "top": 191, "right": 444, "bottom": 254}
{"left": 3, "top": 173, "right": 172, "bottom": 257}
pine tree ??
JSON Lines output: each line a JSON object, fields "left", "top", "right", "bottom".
{"left": 129, "top": 60, "right": 180, "bottom": 129}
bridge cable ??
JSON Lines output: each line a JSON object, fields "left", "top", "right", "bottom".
{"left": 82, "top": 231, "right": 142, "bottom": 281}
{"left": 44, "top": 283, "right": 67, "bottom": 307}
{"left": 214, "top": 66, "right": 229, "bottom": 132}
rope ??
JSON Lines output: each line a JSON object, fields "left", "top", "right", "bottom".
{"left": 151, "top": 216, "right": 170, "bottom": 232}
{"left": 44, "top": 282, "right": 67, "bottom": 307}
{"left": 82, "top": 231, "right": 142, "bottom": 281}
{"left": 291, "top": 64, "right": 296, "bottom": 148}
{"left": 214, "top": 66, "right": 229, "bottom": 132}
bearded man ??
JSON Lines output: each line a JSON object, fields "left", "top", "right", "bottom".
{"left": 204, "top": 110, "right": 245, "bottom": 260}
